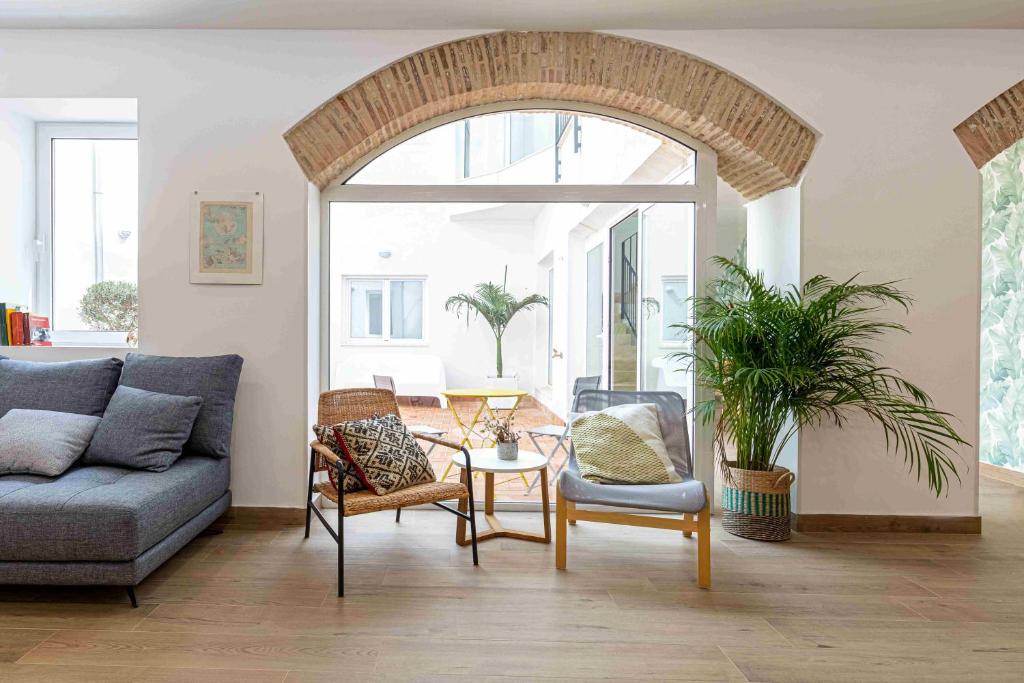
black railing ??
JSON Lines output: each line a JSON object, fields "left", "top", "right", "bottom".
{"left": 620, "top": 232, "right": 639, "bottom": 337}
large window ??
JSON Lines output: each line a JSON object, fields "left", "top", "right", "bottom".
{"left": 345, "top": 277, "right": 425, "bottom": 343}
{"left": 37, "top": 123, "right": 138, "bottom": 343}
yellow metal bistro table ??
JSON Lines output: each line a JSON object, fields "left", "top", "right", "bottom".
{"left": 439, "top": 388, "right": 530, "bottom": 485}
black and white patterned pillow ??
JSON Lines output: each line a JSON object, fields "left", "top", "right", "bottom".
{"left": 331, "top": 414, "right": 436, "bottom": 495}
{"left": 313, "top": 423, "right": 365, "bottom": 494}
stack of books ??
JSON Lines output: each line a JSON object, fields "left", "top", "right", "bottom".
{"left": 0, "top": 304, "right": 51, "bottom": 346}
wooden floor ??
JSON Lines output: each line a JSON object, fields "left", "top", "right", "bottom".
{"left": 2, "top": 476, "right": 1024, "bottom": 681}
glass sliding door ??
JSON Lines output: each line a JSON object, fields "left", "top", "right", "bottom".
{"left": 639, "top": 204, "right": 695, "bottom": 400}
{"left": 585, "top": 244, "right": 604, "bottom": 379}
{"left": 609, "top": 211, "right": 640, "bottom": 390}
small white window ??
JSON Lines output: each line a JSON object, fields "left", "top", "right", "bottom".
{"left": 345, "top": 277, "right": 426, "bottom": 344}
{"left": 662, "top": 276, "right": 689, "bottom": 344}
{"left": 37, "top": 123, "right": 138, "bottom": 345}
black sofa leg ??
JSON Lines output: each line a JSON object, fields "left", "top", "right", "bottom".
{"left": 126, "top": 586, "right": 138, "bottom": 608}
{"left": 395, "top": 507, "right": 402, "bottom": 523}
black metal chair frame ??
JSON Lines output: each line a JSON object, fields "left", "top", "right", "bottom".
{"left": 304, "top": 445, "right": 479, "bottom": 597}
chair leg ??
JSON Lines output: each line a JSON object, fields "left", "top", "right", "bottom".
{"left": 567, "top": 500, "right": 576, "bottom": 525}
{"left": 697, "top": 503, "right": 711, "bottom": 589}
{"left": 683, "top": 513, "right": 693, "bottom": 538}
{"left": 126, "top": 586, "right": 138, "bottom": 608}
{"left": 337, "top": 511, "right": 345, "bottom": 597}
{"left": 555, "top": 484, "right": 567, "bottom": 570}
{"left": 304, "top": 450, "right": 316, "bottom": 539}
{"left": 395, "top": 507, "right": 402, "bottom": 523}
{"left": 466, "top": 476, "right": 479, "bottom": 567}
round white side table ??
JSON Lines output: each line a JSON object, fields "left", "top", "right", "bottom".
{"left": 451, "top": 448, "right": 551, "bottom": 545}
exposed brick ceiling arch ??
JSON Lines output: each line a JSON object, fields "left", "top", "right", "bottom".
{"left": 955, "top": 79, "right": 1024, "bottom": 167}
{"left": 284, "top": 31, "right": 818, "bottom": 199}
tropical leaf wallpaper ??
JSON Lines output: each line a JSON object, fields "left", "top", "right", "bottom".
{"left": 981, "top": 138, "right": 1024, "bottom": 472}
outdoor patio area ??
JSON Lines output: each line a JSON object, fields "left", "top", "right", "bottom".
{"left": 400, "top": 396, "right": 566, "bottom": 502}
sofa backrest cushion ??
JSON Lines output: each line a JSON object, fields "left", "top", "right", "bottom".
{"left": 118, "top": 352, "right": 243, "bottom": 458}
{"left": 0, "top": 357, "right": 123, "bottom": 418}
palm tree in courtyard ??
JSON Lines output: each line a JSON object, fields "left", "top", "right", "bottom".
{"left": 445, "top": 266, "right": 548, "bottom": 378}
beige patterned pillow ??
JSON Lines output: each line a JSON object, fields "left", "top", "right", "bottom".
{"left": 571, "top": 403, "right": 682, "bottom": 485}
{"left": 332, "top": 414, "right": 437, "bottom": 495}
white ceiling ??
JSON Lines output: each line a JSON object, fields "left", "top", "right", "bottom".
{"left": 0, "top": 0, "right": 1022, "bottom": 30}
{"left": 0, "top": 98, "right": 137, "bottom": 122}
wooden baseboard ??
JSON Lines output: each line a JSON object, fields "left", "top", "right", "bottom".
{"left": 980, "top": 462, "right": 1024, "bottom": 488}
{"left": 220, "top": 506, "right": 307, "bottom": 526}
{"left": 792, "top": 513, "right": 981, "bottom": 534}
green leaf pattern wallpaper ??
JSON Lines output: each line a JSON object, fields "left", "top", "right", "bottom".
{"left": 981, "top": 138, "right": 1024, "bottom": 472}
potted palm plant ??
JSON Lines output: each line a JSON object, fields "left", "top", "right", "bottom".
{"left": 674, "top": 258, "right": 967, "bottom": 541}
{"left": 445, "top": 266, "right": 548, "bottom": 399}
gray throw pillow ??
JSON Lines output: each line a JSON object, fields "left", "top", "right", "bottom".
{"left": 118, "top": 353, "right": 243, "bottom": 459}
{"left": 83, "top": 385, "right": 203, "bottom": 472}
{"left": 0, "top": 409, "right": 101, "bottom": 476}
{"left": 0, "top": 357, "right": 123, "bottom": 418}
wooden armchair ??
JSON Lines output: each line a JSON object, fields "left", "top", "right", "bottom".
{"left": 304, "top": 388, "right": 478, "bottom": 597}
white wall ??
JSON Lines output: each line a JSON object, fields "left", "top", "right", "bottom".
{"left": 0, "top": 108, "right": 35, "bottom": 307}
{"left": 1, "top": 28, "right": 1019, "bottom": 517}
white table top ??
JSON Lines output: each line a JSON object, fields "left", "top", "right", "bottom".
{"left": 452, "top": 448, "right": 548, "bottom": 473}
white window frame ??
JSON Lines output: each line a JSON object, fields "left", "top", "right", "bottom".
{"left": 341, "top": 275, "right": 428, "bottom": 346}
{"left": 35, "top": 122, "right": 138, "bottom": 345}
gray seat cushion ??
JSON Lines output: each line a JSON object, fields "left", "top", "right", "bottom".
{"left": 0, "top": 455, "right": 229, "bottom": 562}
{"left": 0, "top": 357, "right": 123, "bottom": 418}
{"left": 118, "top": 353, "right": 243, "bottom": 458}
{"left": 557, "top": 456, "right": 706, "bottom": 513}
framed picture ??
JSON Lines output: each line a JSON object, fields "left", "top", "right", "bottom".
{"left": 189, "top": 191, "right": 264, "bottom": 284}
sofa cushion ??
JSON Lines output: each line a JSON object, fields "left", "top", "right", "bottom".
{"left": 83, "top": 386, "right": 203, "bottom": 472}
{"left": 118, "top": 353, "right": 243, "bottom": 458}
{"left": 0, "top": 357, "right": 123, "bottom": 418}
{"left": 0, "top": 455, "right": 230, "bottom": 562}
{"left": 0, "top": 409, "right": 101, "bottom": 476}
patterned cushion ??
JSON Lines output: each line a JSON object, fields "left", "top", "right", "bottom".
{"left": 571, "top": 403, "right": 683, "bottom": 485}
{"left": 331, "top": 414, "right": 436, "bottom": 495}
{"left": 312, "top": 423, "right": 365, "bottom": 494}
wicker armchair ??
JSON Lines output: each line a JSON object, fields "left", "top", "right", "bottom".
{"left": 304, "top": 388, "right": 478, "bottom": 597}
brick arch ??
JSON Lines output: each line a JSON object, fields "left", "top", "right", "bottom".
{"left": 284, "top": 31, "right": 817, "bottom": 200}
{"left": 955, "top": 79, "right": 1024, "bottom": 168}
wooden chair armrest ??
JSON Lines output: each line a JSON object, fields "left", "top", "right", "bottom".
{"left": 412, "top": 432, "right": 463, "bottom": 452}
{"left": 310, "top": 440, "right": 341, "bottom": 466}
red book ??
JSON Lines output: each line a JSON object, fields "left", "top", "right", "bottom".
{"left": 29, "top": 315, "right": 52, "bottom": 346}
{"left": 10, "top": 312, "right": 23, "bottom": 345}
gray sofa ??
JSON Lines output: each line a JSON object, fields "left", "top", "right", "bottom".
{"left": 0, "top": 353, "right": 242, "bottom": 607}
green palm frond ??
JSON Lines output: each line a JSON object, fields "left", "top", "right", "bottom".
{"left": 445, "top": 266, "right": 548, "bottom": 377}
{"left": 671, "top": 257, "right": 967, "bottom": 496}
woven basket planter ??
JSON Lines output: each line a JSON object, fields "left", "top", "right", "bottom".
{"left": 721, "top": 463, "right": 795, "bottom": 541}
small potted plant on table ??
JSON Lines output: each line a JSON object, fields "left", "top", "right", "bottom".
{"left": 486, "top": 415, "right": 520, "bottom": 461}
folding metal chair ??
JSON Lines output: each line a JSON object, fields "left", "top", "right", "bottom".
{"left": 524, "top": 375, "right": 600, "bottom": 494}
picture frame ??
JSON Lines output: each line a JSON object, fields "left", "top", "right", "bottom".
{"left": 189, "top": 191, "right": 264, "bottom": 284}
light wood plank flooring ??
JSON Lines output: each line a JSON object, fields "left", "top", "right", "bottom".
{"left": 1, "top": 476, "right": 1023, "bottom": 681}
